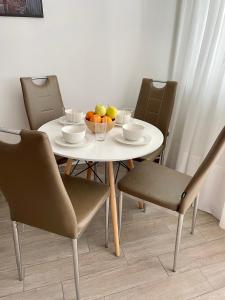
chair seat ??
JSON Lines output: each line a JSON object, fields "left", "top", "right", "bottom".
{"left": 135, "top": 144, "right": 164, "bottom": 162}
{"left": 62, "top": 175, "right": 109, "bottom": 237}
{"left": 118, "top": 161, "right": 191, "bottom": 211}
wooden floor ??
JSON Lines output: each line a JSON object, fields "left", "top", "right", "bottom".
{"left": 1, "top": 163, "right": 225, "bottom": 299}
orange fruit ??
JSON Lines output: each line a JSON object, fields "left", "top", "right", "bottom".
{"left": 101, "top": 116, "right": 112, "bottom": 123}
{"left": 90, "top": 114, "right": 101, "bottom": 123}
{"left": 86, "top": 111, "right": 95, "bottom": 120}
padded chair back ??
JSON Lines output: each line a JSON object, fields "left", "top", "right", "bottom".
{"left": 0, "top": 129, "right": 77, "bottom": 238}
{"left": 134, "top": 79, "right": 177, "bottom": 139}
{"left": 179, "top": 126, "right": 225, "bottom": 214}
{"left": 20, "top": 76, "right": 64, "bottom": 130}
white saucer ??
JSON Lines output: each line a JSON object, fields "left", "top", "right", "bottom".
{"left": 114, "top": 133, "right": 151, "bottom": 146}
{"left": 57, "top": 116, "right": 84, "bottom": 126}
{"left": 54, "top": 135, "right": 93, "bottom": 148}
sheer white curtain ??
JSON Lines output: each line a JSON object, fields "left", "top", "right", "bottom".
{"left": 166, "top": 0, "right": 225, "bottom": 227}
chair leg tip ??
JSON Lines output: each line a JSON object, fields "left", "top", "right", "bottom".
{"left": 18, "top": 273, "right": 23, "bottom": 281}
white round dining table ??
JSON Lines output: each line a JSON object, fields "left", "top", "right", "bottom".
{"left": 39, "top": 118, "right": 163, "bottom": 257}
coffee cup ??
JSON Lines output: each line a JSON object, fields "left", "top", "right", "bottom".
{"left": 65, "top": 109, "right": 84, "bottom": 123}
{"left": 123, "top": 123, "right": 144, "bottom": 141}
{"left": 116, "top": 110, "right": 132, "bottom": 124}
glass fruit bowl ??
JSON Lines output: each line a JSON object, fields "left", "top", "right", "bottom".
{"left": 85, "top": 119, "right": 115, "bottom": 133}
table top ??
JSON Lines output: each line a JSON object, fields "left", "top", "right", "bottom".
{"left": 39, "top": 118, "right": 164, "bottom": 162}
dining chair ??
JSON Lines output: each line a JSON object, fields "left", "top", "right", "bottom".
{"left": 134, "top": 78, "right": 177, "bottom": 163}
{"left": 0, "top": 128, "right": 110, "bottom": 300}
{"left": 20, "top": 76, "right": 65, "bottom": 130}
{"left": 118, "top": 126, "right": 225, "bottom": 272}
{"left": 20, "top": 75, "right": 72, "bottom": 169}
{"left": 116, "top": 78, "right": 177, "bottom": 209}
{"left": 115, "top": 79, "right": 177, "bottom": 178}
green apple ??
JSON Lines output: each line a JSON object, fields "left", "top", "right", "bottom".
{"left": 95, "top": 104, "right": 106, "bottom": 116}
{"left": 106, "top": 106, "right": 118, "bottom": 119}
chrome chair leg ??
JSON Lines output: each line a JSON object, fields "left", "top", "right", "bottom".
{"left": 71, "top": 239, "right": 80, "bottom": 300}
{"left": 105, "top": 198, "right": 109, "bottom": 248}
{"left": 173, "top": 214, "right": 184, "bottom": 272}
{"left": 12, "top": 221, "right": 23, "bottom": 281}
{"left": 119, "top": 191, "right": 123, "bottom": 238}
{"left": 191, "top": 195, "right": 199, "bottom": 234}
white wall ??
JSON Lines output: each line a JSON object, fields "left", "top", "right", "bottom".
{"left": 0, "top": 0, "right": 177, "bottom": 129}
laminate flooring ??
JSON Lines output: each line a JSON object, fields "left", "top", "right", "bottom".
{"left": 1, "top": 163, "right": 225, "bottom": 299}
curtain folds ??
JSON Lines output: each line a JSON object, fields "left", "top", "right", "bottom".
{"left": 166, "top": 0, "right": 225, "bottom": 226}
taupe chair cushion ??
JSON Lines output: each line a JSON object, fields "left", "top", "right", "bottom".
{"left": 20, "top": 75, "right": 67, "bottom": 165}
{"left": 20, "top": 76, "right": 64, "bottom": 130}
{"left": 118, "top": 161, "right": 191, "bottom": 211}
{"left": 0, "top": 130, "right": 109, "bottom": 239}
{"left": 134, "top": 79, "right": 177, "bottom": 137}
{"left": 134, "top": 79, "right": 177, "bottom": 161}
{"left": 62, "top": 175, "right": 109, "bottom": 237}
{"left": 119, "top": 126, "right": 225, "bottom": 214}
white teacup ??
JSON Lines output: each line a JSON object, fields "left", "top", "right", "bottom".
{"left": 65, "top": 109, "right": 84, "bottom": 123}
{"left": 62, "top": 125, "right": 86, "bottom": 144}
{"left": 123, "top": 123, "right": 144, "bottom": 141}
{"left": 116, "top": 110, "right": 132, "bottom": 125}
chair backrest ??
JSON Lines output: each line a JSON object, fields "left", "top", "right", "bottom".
{"left": 0, "top": 129, "right": 77, "bottom": 238}
{"left": 134, "top": 79, "right": 177, "bottom": 139}
{"left": 179, "top": 126, "right": 225, "bottom": 214}
{"left": 20, "top": 75, "right": 64, "bottom": 130}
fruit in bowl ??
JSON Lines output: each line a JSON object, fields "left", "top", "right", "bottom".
{"left": 95, "top": 104, "right": 107, "bottom": 116}
{"left": 90, "top": 114, "right": 102, "bottom": 123}
{"left": 85, "top": 104, "right": 118, "bottom": 133}
{"left": 106, "top": 106, "right": 118, "bottom": 119}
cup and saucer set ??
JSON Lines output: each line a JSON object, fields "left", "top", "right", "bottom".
{"left": 114, "top": 109, "right": 151, "bottom": 146}
{"left": 55, "top": 109, "right": 93, "bottom": 148}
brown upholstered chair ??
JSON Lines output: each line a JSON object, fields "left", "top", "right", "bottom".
{"left": 20, "top": 76, "right": 64, "bottom": 130}
{"left": 20, "top": 75, "right": 68, "bottom": 166}
{"left": 118, "top": 126, "right": 225, "bottom": 272}
{"left": 119, "top": 79, "right": 177, "bottom": 209}
{"left": 0, "top": 128, "right": 109, "bottom": 300}
{"left": 115, "top": 79, "right": 177, "bottom": 184}
{"left": 134, "top": 78, "right": 177, "bottom": 163}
